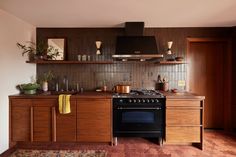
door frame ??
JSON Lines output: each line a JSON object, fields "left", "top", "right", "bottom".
{"left": 186, "top": 38, "right": 232, "bottom": 131}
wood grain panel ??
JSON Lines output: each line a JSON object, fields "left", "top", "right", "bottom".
{"left": 166, "top": 109, "right": 200, "bottom": 126}
{"left": 233, "top": 27, "right": 236, "bottom": 130}
{"left": 166, "top": 100, "right": 200, "bottom": 107}
{"left": 166, "top": 126, "right": 201, "bottom": 143}
{"left": 11, "top": 99, "right": 31, "bottom": 142}
{"left": 233, "top": 105, "right": 236, "bottom": 130}
{"left": 77, "top": 98, "right": 111, "bottom": 142}
{"left": 56, "top": 100, "right": 77, "bottom": 142}
{"left": 187, "top": 38, "right": 231, "bottom": 129}
{"left": 32, "top": 99, "right": 56, "bottom": 142}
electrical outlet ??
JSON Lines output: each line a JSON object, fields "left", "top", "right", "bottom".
{"left": 178, "top": 80, "right": 186, "bottom": 87}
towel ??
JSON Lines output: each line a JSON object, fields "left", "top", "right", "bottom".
{"left": 59, "top": 94, "right": 71, "bottom": 114}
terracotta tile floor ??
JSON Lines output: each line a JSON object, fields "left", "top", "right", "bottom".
{"left": 18, "top": 130, "right": 236, "bottom": 157}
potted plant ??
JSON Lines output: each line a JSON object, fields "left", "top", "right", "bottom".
{"left": 17, "top": 41, "right": 60, "bottom": 61}
{"left": 17, "top": 83, "right": 40, "bottom": 94}
{"left": 38, "top": 71, "right": 54, "bottom": 92}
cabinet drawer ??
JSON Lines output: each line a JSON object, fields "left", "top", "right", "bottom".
{"left": 166, "top": 126, "right": 201, "bottom": 143}
{"left": 166, "top": 109, "right": 201, "bottom": 125}
{"left": 166, "top": 100, "right": 201, "bottom": 107}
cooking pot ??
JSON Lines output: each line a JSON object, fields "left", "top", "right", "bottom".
{"left": 113, "top": 85, "right": 131, "bottom": 94}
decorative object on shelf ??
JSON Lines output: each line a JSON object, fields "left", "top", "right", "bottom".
{"left": 167, "top": 41, "right": 173, "bottom": 55}
{"left": 47, "top": 38, "right": 65, "bottom": 60}
{"left": 175, "top": 56, "right": 184, "bottom": 61}
{"left": 38, "top": 71, "right": 54, "bottom": 92}
{"left": 17, "top": 40, "right": 60, "bottom": 61}
{"left": 77, "top": 55, "right": 81, "bottom": 61}
{"left": 162, "top": 41, "right": 176, "bottom": 62}
{"left": 82, "top": 54, "right": 87, "bottom": 61}
{"left": 95, "top": 41, "right": 102, "bottom": 55}
{"left": 17, "top": 83, "right": 40, "bottom": 94}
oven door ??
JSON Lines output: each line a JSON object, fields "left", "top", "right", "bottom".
{"left": 113, "top": 104, "right": 164, "bottom": 137}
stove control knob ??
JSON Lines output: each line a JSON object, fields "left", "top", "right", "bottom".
{"left": 138, "top": 99, "right": 141, "bottom": 103}
{"left": 142, "top": 99, "right": 146, "bottom": 103}
{"left": 146, "top": 99, "right": 150, "bottom": 103}
{"left": 133, "top": 99, "right": 137, "bottom": 103}
{"left": 128, "top": 99, "right": 132, "bottom": 103}
{"left": 151, "top": 99, "right": 155, "bottom": 103}
{"left": 155, "top": 99, "right": 159, "bottom": 103}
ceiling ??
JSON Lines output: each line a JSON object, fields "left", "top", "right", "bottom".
{"left": 1, "top": 0, "right": 236, "bottom": 27}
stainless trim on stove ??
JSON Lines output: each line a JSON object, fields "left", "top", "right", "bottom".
{"left": 117, "top": 107, "right": 161, "bottom": 110}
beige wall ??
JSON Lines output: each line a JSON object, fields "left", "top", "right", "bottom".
{"left": 0, "top": 9, "right": 36, "bottom": 153}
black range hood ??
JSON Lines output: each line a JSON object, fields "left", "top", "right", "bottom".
{"left": 112, "top": 22, "right": 163, "bottom": 61}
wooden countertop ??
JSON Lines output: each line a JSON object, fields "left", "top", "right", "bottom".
{"left": 161, "top": 91, "right": 205, "bottom": 100}
{"left": 9, "top": 91, "right": 113, "bottom": 99}
{"left": 9, "top": 91, "right": 204, "bottom": 100}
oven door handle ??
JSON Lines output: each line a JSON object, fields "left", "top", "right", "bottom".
{"left": 117, "top": 107, "right": 161, "bottom": 110}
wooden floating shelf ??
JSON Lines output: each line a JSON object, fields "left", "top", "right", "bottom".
{"left": 26, "top": 60, "right": 114, "bottom": 64}
{"left": 26, "top": 60, "right": 187, "bottom": 65}
{"left": 159, "top": 61, "right": 187, "bottom": 64}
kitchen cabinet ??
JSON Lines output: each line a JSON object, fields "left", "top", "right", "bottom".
{"left": 32, "top": 99, "right": 56, "bottom": 142}
{"left": 56, "top": 100, "right": 77, "bottom": 142}
{"left": 10, "top": 99, "right": 32, "bottom": 145}
{"left": 9, "top": 94, "right": 112, "bottom": 146}
{"left": 77, "top": 98, "right": 112, "bottom": 142}
{"left": 165, "top": 99, "right": 204, "bottom": 149}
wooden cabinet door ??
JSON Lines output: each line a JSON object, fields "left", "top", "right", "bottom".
{"left": 187, "top": 38, "right": 231, "bottom": 129}
{"left": 77, "top": 98, "right": 111, "bottom": 142}
{"left": 32, "top": 99, "right": 56, "bottom": 142}
{"left": 56, "top": 100, "right": 77, "bottom": 141}
{"left": 10, "top": 99, "right": 31, "bottom": 142}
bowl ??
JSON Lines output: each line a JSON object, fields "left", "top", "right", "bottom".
{"left": 23, "top": 89, "right": 37, "bottom": 94}
{"left": 175, "top": 57, "right": 184, "bottom": 61}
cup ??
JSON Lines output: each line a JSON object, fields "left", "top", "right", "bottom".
{"left": 77, "top": 55, "right": 81, "bottom": 61}
{"left": 82, "top": 55, "right": 87, "bottom": 61}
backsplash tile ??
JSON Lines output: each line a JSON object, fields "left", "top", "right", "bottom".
{"left": 37, "top": 63, "right": 186, "bottom": 91}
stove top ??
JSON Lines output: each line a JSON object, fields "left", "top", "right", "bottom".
{"left": 113, "top": 89, "right": 164, "bottom": 98}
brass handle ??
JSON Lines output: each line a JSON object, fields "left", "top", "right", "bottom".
{"left": 30, "top": 106, "right": 33, "bottom": 142}
{"left": 52, "top": 107, "right": 56, "bottom": 142}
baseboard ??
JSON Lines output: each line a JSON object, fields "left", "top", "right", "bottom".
{"left": 0, "top": 145, "right": 17, "bottom": 157}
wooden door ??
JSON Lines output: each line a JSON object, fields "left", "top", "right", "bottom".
{"left": 56, "top": 100, "right": 77, "bottom": 141}
{"left": 77, "top": 98, "right": 111, "bottom": 142}
{"left": 10, "top": 99, "right": 32, "bottom": 142}
{"left": 32, "top": 99, "right": 56, "bottom": 141}
{"left": 187, "top": 38, "right": 232, "bottom": 129}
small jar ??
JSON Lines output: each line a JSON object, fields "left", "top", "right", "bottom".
{"left": 77, "top": 55, "right": 81, "bottom": 61}
{"left": 103, "top": 85, "right": 107, "bottom": 92}
{"left": 82, "top": 55, "right": 87, "bottom": 61}
{"left": 163, "top": 82, "right": 169, "bottom": 91}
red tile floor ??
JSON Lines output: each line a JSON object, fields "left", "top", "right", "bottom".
{"left": 16, "top": 130, "right": 236, "bottom": 157}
